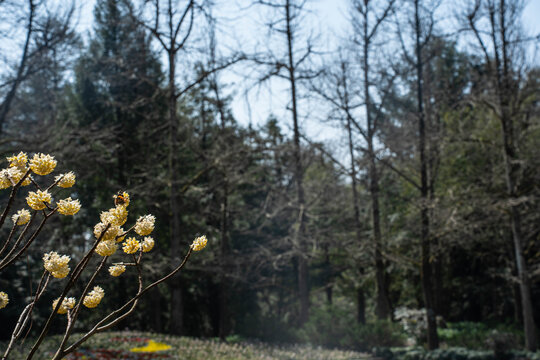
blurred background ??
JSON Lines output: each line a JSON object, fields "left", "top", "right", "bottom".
{"left": 0, "top": 0, "right": 539, "bottom": 353}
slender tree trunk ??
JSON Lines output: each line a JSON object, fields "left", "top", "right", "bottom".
{"left": 218, "top": 181, "right": 230, "bottom": 339}
{"left": 370, "top": 142, "right": 391, "bottom": 320}
{"left": 500, "top": 107, "right": 537, "bottom": 349}
{"left": 343, "top": 64, "right": 366, "bottom": 322}
{"left": 168, "top": 49, "right": 184, "bottom": 336}
{"left": 285, "top": 0, "right": 309, "bottom": 325}
{"left": 511, "top": 257, "right": 523, "bottom": 324}
{"left": 425, "top": 67, "right": 442, "bottom": 317}
{"left": 496, "top": 1, "right": 537, "bottom": 349}
{"left": 345, "top": 112, "right": 366, "bottom": 323}
{"left": 213, "top": 81, "right": 231, "bottom": 340}
{"left": 414, "top": 0, "right": 438, "bottom": 349}
{"left": 324, "top": 244, "right": 333, "bottom": 305}
{"left": 362, "top": 22, "right": 391, "bottom": 319}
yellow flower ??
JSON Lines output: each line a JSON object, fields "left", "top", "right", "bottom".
{"left": 12, "top": 209, "right": 31, "bottom": 225}
{"left": 7, "top": 152, "right": 28, "bottom": 170}
{"left": 100, "top": 206, "right": 127, "bottom": 227}
{"left": 0, "top": 291, "right": 9, "bottom": 309}
{"left": 141, "top": 236, "right": 155, "bottom": 252}
{"left": 83, "top": 286, "right": 104, "bottom": 308}
{"left": 95, "top": 240, "right": 117, "bottom": 257}
{"left": 43, "top": 251, "right": 70, "bottom": 278}
{"left": 51, "top": 266, "right": 70, "bottom": 279}
{"left": 55, "top": 172, "right": 76, "bottom": 188}
{"left": 191, "top": 235, "right": 208, "bottom": 251}
{"left": 116, "top": 227, "right": 126, "bottom": 243}
{"left": 130, "top": 340, "right": 172, "bottom": 353}
{"left": 134, "top": 215, "right": 155, "bottom": 236}
{"left": 0, "top": 169, "right": 11, "bottom": 189}
{"left": 26, "top": 190, "right": 52, "bottom": 210}
{"left": 0, "top": 168, "right": 26, "bottom": 188}
{"left": 52, "top": 297, "right": 76, "bottom": 314}
{"left": 93, "top": 222, "right": 121, "bottom": 241}
{"left": 108, "top": 264, "right": 126, "bottom": 277}
{"left": 29, "top": 153, "right": 57, "bottom": 176}
{"left": 57, "top": 197, "right": 81, "bottom": 216}
{"left": 123, "top": 237, "right": 140, "bottom": 254}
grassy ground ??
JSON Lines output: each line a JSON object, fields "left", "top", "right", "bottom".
{"left": 1, "top": 331, "right": 370, "bottom": 360}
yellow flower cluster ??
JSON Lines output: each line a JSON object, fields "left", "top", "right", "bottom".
{"left": 0, "top": 152, "right": 33, "bottom": 190}
{"left": 0, "top": 291, "right": 8, "bottom": 309}
{"left": 191, "top": 235, "right": 208, "bottom": 251}
{"left": 135, "top": 215, "right": 155, "bottom": 236}
{"left": 122, "top": 237, "right": 140, "bottom": 254}
{"left": 57, "top": 197, "right": 81, "bottom": 216}
{"left": 95, "top": 240, "right": 117, "bottom": 257}
{"left": 12, "top": 209, "right": 31, "bottom": 226}
{"left": 94, "top": 222, "right": 122, "bottom": 242}
{"left": 7, "top": 152, "right": 28, "bottom": 169}
{"left": 43, "top": 251, "right": 71, "bottom": 279}
{"left": 108, "top": 264, "right": 126, "bottom": 277}
{"left": 29, "top": 153, "right": 57, "bottom": 176}
{"left": 26, "top": 190, "right": 52, "bottom": 210}
{"left": 100, "top": 205, "right": 128, "bottom": 226}
{"left": 0, "top": 167, "right": 30, "bottom": 189}
{"left": 55, "top": 172, "right": 76, "bottom": 188}
{"left": 52, "top": 297, "right": 76, "bottom": 314}
{"left": 83, "top": 286, "right": 104, "bottom": 308}
{"left": 141, "top": 237, "right": 155, "bottom": 252}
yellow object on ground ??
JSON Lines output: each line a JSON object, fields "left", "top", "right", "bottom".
{"left": 130, "top": 339, "right": 172, "bottom": 352}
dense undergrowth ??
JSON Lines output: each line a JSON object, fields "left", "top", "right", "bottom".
{"left": 0, "top": 331, "right": 369, "bottom": 360}
{"left": 1, "top": 327, "right": 539, "bottom": 360}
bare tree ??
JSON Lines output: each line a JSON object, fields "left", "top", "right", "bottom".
{"left": 0, "top": 0, "right": 75, "bottom": 135}
{"left": 465, "top": 0, "right": 538, "bottom": 351}
{"left": 132, "top": 0, "right": 242, "bottom": 335}
{"left": 394, "top": 0, "right": 442, "bottom": 349}
{"left": 250, "top": 0, "right": 318, "bottom": 325}
{"left": 133, "top": 0, "right": 202, "bottom": 335}
{"left": 350, "top": 0, "right": 396, "bottom": 320}
{"left": 311, "top": 0, "right": 396, "bottom": 322}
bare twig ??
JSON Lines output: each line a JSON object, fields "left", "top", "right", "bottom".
{"left": 63, "top": 248, "right": 193, "bottom": 355}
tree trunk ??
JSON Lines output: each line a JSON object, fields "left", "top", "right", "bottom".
{"left": 212, "top": 74, "right": 231, "bottom": 340}
{"left": 502, "top": 123, "right": 537, "bottom": 350}
{"left": 218, "top": 182, "right": 230, "bottom": 339}
{"left": 344, "top": 89, "right": 366, "bottom": 323}
{"left": 285, "top": 0, "right": 309, "bottom": 325}
{"left": 324, "top": 244, "right": 333, "bottom": 305}
{"left": 168, "top": 48, "right": 184, "bottom": 335}
{"left": 370, "top": 148, "right": 391, "bottom": 320}
{"left": 496, "top": 0, "right": 537, "bottom": 347}
{"left": 362, "top": 29, "right": 391, "bottom": 319}
{"left": 414, "top": 0, "right": 438, "bottom": 349}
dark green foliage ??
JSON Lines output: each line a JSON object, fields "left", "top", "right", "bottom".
{"left": 438, "top": 323, "right": 523, "bottom": 350}
{"left": 298, "top": 304, "right": 405, "bottom": 351}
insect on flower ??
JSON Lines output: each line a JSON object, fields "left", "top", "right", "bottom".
{"left": 114, "top": 190, "right": 128, "bottom": 206}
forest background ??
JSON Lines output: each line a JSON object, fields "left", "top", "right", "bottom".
{"left": 0, "top": 0, "right": 539, "bottom": 354}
